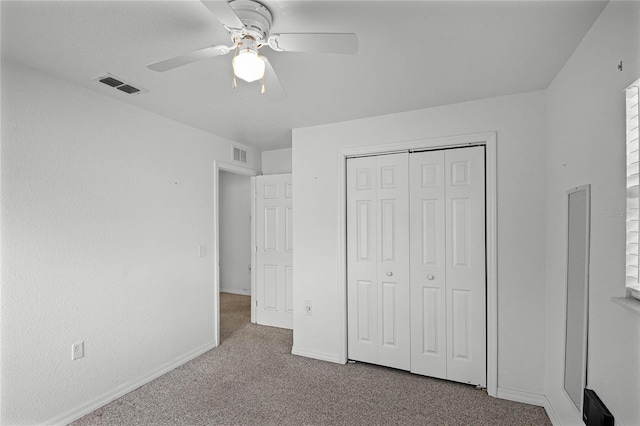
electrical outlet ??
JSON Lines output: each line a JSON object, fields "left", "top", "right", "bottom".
{"left": 72, "top": 341, "right": 84, "bottom": 360}
{"left": 304, "top": 300, "right": 312, "bottom": 316}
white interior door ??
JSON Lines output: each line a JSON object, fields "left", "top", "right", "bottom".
{"left": 255, "top": 174, "right": 293, "bottom": 329}
{"left": 444, "top": 146, "right": 485, "bottom": 386}
{"left": 347, "top": 153, "right": 410, "bottom": 371}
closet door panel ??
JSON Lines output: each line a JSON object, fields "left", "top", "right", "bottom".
{"left": 409, "top": 150, "right": 447, "bottom": 378}
{"left": 347, "top": 158, "right": 379, "bottom": 364}
{"left": 347, "top": 153, "right": 410, "bottom": 371}
{"left": 376, "top": 153, "right": 410, "bottom": 370}
{"left": 445, "top": 146, "right": 486, "bottom": 386}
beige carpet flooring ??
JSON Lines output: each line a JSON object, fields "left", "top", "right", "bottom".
{"left": 73, "top": 293, "right": 551, "bottom": 425}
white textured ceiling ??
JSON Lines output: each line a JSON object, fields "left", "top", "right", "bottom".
{"left": 2, "top": 0, "right": 607, "bottom": 151}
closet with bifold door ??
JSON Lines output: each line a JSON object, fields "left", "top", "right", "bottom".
{"left": 346, "top": 145, "right": 486, "bottom": 387}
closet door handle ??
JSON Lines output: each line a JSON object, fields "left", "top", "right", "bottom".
{"left": 427, "top": 275, "right": 435, "bottom": 280}
{"left": 386, "top": 271, "right": 393, "bottom": 277}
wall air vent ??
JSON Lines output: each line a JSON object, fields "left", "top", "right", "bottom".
{"left": 92, "top": 73, "right": 147, "bottom": 96}
{"left": 233, "top": 147, "right": 248, "bottom": 164}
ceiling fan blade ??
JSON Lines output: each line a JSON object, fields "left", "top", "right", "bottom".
{"left": 147, "top": 45, "right": 231, "bottom": 72}
{"left": 261, "top": 57, "right": 286, "bottom": 100}
{"left": 200, "top": 0, "right": 244, "bottom": 31}
{"left": 268, "top": 33, "right": 358, "bottom": 54}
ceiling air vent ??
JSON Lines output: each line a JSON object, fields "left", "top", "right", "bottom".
{"left": 116, "top": 84, "right": 140, "bottom": 94}
{"left": 99, "top": 76, "right": 123, "bottom": 87}
{"left": 92, "top": 73, "right": 147, "bottom": 96}
{"left": 233, "top": 147, "right": 248, "bottom": 164}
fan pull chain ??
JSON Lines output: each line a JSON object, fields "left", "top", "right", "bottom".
{"left": 261, "top": 75, "right": 266, "bottom": 95}
{"left": 232, "top": 47, "right": 239, "bottom": 89}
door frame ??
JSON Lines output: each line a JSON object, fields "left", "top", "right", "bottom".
{"left": 337, "top": 131, "right": 498, "bottom": 397}
{"left": 213, "top": 161, "right": 259, "bottom": 347}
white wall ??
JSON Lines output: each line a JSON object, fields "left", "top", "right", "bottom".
{"left": 0, "top": 61, "right": 259, "bottom": 425}
{"left": 545, "top": 2, "right": 640, "bottom": 425}
{"left": 261, "top": 148, "right": 292, "bottom": 174}
{"left": 219, "top": 171, "right": 251, "bottom": 295}
{"left": 292, "top": 91, "right": 548, "bottom": 397}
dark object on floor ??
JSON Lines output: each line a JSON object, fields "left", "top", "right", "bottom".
{"left": 583, "top": 388, "right": 614, "bottom": 426}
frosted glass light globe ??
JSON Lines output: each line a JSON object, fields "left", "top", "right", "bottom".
{"left": 233, "top": 49, "right": 266, "bottom": 83}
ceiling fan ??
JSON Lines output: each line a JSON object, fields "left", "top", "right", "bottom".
{"left": 147, "top": 0, "right": 358, "bottom": 97}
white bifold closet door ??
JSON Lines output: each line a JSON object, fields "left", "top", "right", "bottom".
{"left": 346, "top": 153, "right": 411, "bottom": 370}
{"left": 347, "top": 146, "right": 486, "bottom": 387}
{"left": 410, "top": 146, "right": 486, "bottom": 386}
{"left": 255, "top": 174, "right": 293, "bottom": 330}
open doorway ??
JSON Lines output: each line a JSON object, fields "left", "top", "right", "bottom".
{"left": 218, "top": 170, "right": 252, "bottom": 343}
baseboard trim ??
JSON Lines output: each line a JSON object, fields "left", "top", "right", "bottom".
{"left": 496, "top": 387, "right": 546, "bottom": 407}
{"left": 543, "top": 395, "right": 562, "bottom": 426}
{"left": 48, "top": 341, "right": 217, "bottom": 426}
{"left": 291, "top": 346, "right": 342, "bottom": 364}
{"left": 220, "top": 288, "right": 251, "bottom": 296}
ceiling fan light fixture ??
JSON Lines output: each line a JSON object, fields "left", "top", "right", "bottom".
{"left": 232, "top": 47, "right": 265, "bottom": 83}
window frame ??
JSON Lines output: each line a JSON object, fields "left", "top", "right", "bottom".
{"left": 625, "top": 79, "right": 640, "bottom": 301}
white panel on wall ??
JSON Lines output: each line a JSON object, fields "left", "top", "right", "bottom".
{"left": 261, "top": 148, "right": 292, "bottom": 175}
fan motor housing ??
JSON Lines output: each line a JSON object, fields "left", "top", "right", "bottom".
{"left": 229, "top": 0, "right": 273, "bottom": 42}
